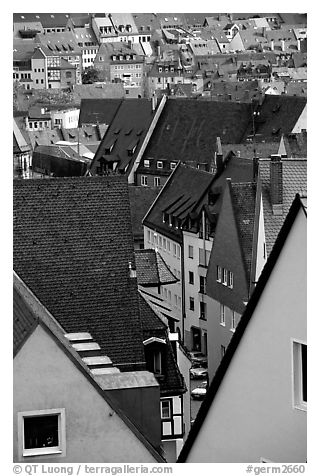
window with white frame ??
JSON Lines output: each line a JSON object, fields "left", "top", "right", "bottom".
{"left": 141, "top": 175, "right": 148, "bottom": 186}
{"left": 223, "top": 268, "right": 228, "bottom": 285}
{"left": 163, "top": 238, "right": 167, "bottom": 250}
{"left": 170, "top": 162, "right": 176, "bottom": 170}
{"left": 18, "top": 409, "right": 66, "bottom": 458}
{"left": 220, "top": 304, "right": 225, "bottom": 326}
{"left": 188, "top": 245, "right": 194, "bottom": 259}
{"left": 160, "top": 399, "right": 171, "bottom": 419}
{"left": 293, "top": 341, "right": 307, "bottom": 409}
{"left": 143, "top": 159, "right": 150, "bottom": 167}
{"left": 173, "top": 243, "right": 177, "bottom": 256}
{"left": 157, "top": 161, "right": 163, "bottom": 169}
{"left": 147, "top": 230, "right": 151, "bottom": 242}
{"left": 217, "top": 265, "right": 222, "bottom": 282}
{"left": 167, "top": 240, "right": 171, "bottom": 252}
{"left": 230, "top": 310, "right": 236, "bottom": 331}
{"left": 228, "top": 270, "right": 234, "bottom": 289}
{"left": 154, "top": 176, "right": 161, "bottom": 187}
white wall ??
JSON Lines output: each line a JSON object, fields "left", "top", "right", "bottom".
{"left": 187, "top": 206, "right": 307, "bottom": 462}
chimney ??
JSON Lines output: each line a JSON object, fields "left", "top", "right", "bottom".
{"left": 270, "top": 155, "right": 283, "bottom": 215}
{"left": 128, "top": 261, "right": 137, "bottom": 278}
{"left": 215, "top": 137, "right": 223, "bottom": 173}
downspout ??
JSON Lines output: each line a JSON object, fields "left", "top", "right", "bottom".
{"left": 181, "top": 230, "right": 185, "bottom": 345}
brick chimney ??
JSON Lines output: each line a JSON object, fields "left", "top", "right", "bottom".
{"left": 270, "top": 155, "right": 283, "bottom": 215}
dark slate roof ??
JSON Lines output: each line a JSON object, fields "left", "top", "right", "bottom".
{"left": 242, "top": 95, "right": 307, "bottom": 142}
{"left": 13, "top": 284, "right": 38, "bottom": 356}
{"left": 135, "top": 249, "right": 178, "bottom": 286}
{"left": 13, "top": 13, "right": 71, "bottom": 27}
{"left": 139, "top": 295, "right": 186, "bottom": 396}
{"left": 128, "top": 185, "right": 159, "bottom": 240}
{"left": 78, "top": 98, "right": 123, "bottom": 126}
{"left": 90, "top": 99, "right": 155, "bottom": 175}
{"left": 13, "top": 176, "right": 146, "bottom": 371}
{"left": 178, "top": 194, "right": 306, "bottom": 462}
{"left": 259, "top": 158, "right": 307, "bottom": 255}
{"left": 143, "top": 163, "right": 215, "bottom": 242}
{"left": 230, "top": 182, "right": 257, "bottom": 283}
{"left": 142, "top": 99, "right": 252, "bottom": 164}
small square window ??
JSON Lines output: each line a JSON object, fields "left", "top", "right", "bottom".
{"left": 18, "top": 409, "right": 66, "bottom": 458}
{"left": 170, "top": 162, "right": 176, "bottom": 170}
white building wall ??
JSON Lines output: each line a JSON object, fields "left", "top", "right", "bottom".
{"left": 144, "top": 226, "right": 182, "bottom": 331}
{"left": 187, "top": 206, "right": 307, "bottom": 463}
{"left": 51, "top": 109, "right": 80, "bottom": 129}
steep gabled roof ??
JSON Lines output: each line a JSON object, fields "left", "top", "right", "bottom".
{"left": 142, "top": 99, "right": 252, "bottom": 165}
{"left": 135, "top": 249, "right": 178, "bottom": 286}
{"left": 259, "top": 158, "right": 307, "bottom": 255}
{"left": 90, "top": 99, "right": 155, "bottom": 175}
{"left": 13, "top": 176, "right": 146, "bottom": 371}
{"left": 13, "top": 272, "right": 165, "bottom": 463}
{"left": 78, "top": 98, "right": 122, "bottom": 126}
{"left": 143, "top": 163, "right": 215, "bottom": 242}
{"left": 128, "top": 186, "right": 160, "bottom": 240}
{"left": 178, "top": 194, "right": 306, "bottom": 462}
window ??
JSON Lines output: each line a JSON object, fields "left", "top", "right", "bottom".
{"left": 154, "top": 177, "right": 161, "bottom": 187}
{"left": 18, "top": 409, "right": 66, "bottom": 457}
{"left": 220, "top": 304, "right": 225, "bottom": 326}
{"left": 147, "top": 230, "right": 151, "bottom": 242}
{"left": 223, "top": 268, "right": 228, "bottom": 285}
{"left": 161, "top": 399, "right": 171, "bottom": 419}
{"left": 200, "top": 302, "right": 206, "bottom": 320}
{"left": 189, "top": 297, "right": 195, "bottom": 311}
{"left": 159, "top": 236, "right": 162, "bottom": 248}
{"left": 230, "top": 311, "right": 236, "bottom": 331}
{"left": 173, "top": 243, "right": 177, "bottom": 257}
{"left": 168, "top": 290, "right": 171, "bottom": 301}
{"left": 144, "top": 159, "right": 150, "bottom": 168}
{"left": 141, "top": 175, "right": 148, "bottom": 186}
{"left": 199, "top": 276, "right": 206, "bottom": 294}
{"left": 170, "top": 162, "right": 176, "bottom": 170}
{"left": 199, "top": 248, "right": 211, "bottom": 267}
{"left": 293, "top": 342, "right": 307, "bottom": 409}
{"left": 221, "top": 345, "right": 226, "bottom": 359}
{"left": 188, "top": 245, "right": 194, "bottom": 259}
{"left": 228, "top": 271, "right": 234, "bottom": 289}
{"left": 167, "top": 240, "right": 171, "bottom": 252}
{"left": 154, "top": 350, "right": 162, "bottom": 374}
{"left": 177, "top": 245, "right": 180, "bottom": 259}
{"left": 216, "top": 266, "right": 222, "bottom": 282}
{"left": 157, "top": 161, "right": 163, "bottom": 169}
{"left": 163, "top": 238, "right": 167, "bottom": 250}
{"left": 189, "top": 271, "right": 194, "bottom": 285}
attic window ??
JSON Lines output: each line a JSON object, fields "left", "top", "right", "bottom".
{"left": 136, "top": 129, "right": 143, "bottom": 136}
{"left": 125, "top": 128, "right": 132, "bottom": 135}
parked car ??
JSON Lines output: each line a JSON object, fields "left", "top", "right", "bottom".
{"left": 191, "top": 381, "right": 208, "bottom": 400}
{"left": 190, "top": 366, "right": 208, "bottom": 379}
{"left": 189, "top": 351, "right": 208, "bottom": 367}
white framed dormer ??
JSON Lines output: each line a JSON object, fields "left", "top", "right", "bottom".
{"left": 292, "top": 339, "right": 307, "bottom": 412}
{"left": 18, "top": 408, "right": 66, "bottom": 459}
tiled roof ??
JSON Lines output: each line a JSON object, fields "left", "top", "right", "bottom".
{"left": 242, "top": 95, "right": 307, "bottom": 142}
{"left": 13, "top": 284, "right": 38, "bottom": 355}
{"left": 35, "top": 31, "right": 82, "bottom": 55}
{"left": 144, "top": 163, "right": 215, "bottom": 241}
{"left": 139, "top": 295, "right": 186, "bottom": 395}
{"left": 28, "top": 129, "right": 63, "bottom": 149}
{"left": 135, "top": 249, "right": 178, "bottom": 286}
{"left": 230, "top": 182, "right": 257, "bottom": 283}
{"left": 79, "top": 98, "right": 123, "bottom": 126}
{"left": 90, "top": 99, "right": 155, "bottom": 175}
{"left": 128, "top": 185, "right": 160, "bottom": 239}
{"left": 259, "top": 158, "right": 307, "bottom": 255}
{"left": 222, "top": 142, "right": 280, "bottom": 159}
{"left": 142, "top": 99, "right": 252, "bottom": 165}
{"left": 13, "top": 176, "right": 146, "bottom": 371}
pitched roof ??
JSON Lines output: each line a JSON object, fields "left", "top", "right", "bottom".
{"left": 143, "top": 163, "right": 215, "bottom": 241}
{"left": 242, "top": 95, "right": 307, "bottom": 142}
{"left": 90, "top": 99, "right": 155, "bottom": 174}
{"left": 142, "top": 99, "right": 252, "bottom": 165}
{"left": 13, "top": 176, "right": 146, "bottom": 371}
{"left": 13, "top": 272, "right": 165, "bottom": 462}
{"left": 78, "top": 98, "right": 123, "bottom": 126}
{"left": 259, "top": 158, "right": 307, "bottom": 255}
{"left": 230, "top": 182, "right": 257, "bottom": 283}
{"left": 178, "top": 194, "right": 306, "bottom": 462}
{"left": 135, "top": 249, "right": 178, "bottom": 286}
{"left": 13, "top": 13, "right": 71, "bottom": 27}
{"left": 128, "top": 185, "right": 159, "bottom": 240}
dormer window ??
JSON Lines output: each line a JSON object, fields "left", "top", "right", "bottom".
{"left": 144, "top": 159, "right": 150, "bottom": 168}
{"left": 157, "top": 161, "right": 163, "bottom": 169}
{"left": 170, "top": 162, "right": 176, "bottom": 170}
{"left": 159, "top": 67, "right": 162, "bottom": 73}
